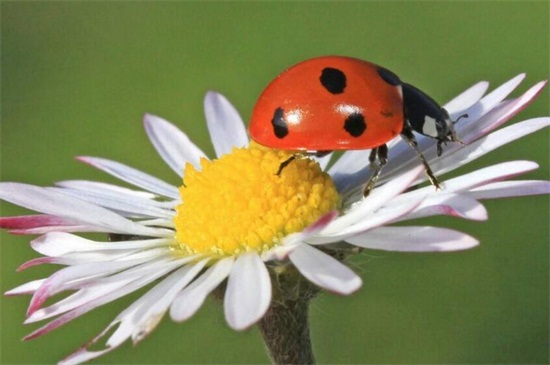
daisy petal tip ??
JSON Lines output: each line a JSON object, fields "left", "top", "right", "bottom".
{"left": 433, "top": 236, "right": 479, "bottom": 252}
{"left": 142, "top": 113, "right": 157, "bottom": 127}
{"left": 336, "top": 275, "right": 363, "bottom": 296}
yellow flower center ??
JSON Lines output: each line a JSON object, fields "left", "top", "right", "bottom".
{"left": 173, "top": 143, "right": 340, "bottom": 257}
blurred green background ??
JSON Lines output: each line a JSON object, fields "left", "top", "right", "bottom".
{"left": 1, "top": 2, "right": 548, "bottom": 364}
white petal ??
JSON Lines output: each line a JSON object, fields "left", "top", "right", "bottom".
{"left": 468, "top": 180, "right": 550, "bottom": 200}
{"left": 143, "top": 113, "right": 207, "bottom": 177}
{"left": 31, "top": 232, "right": 171, "bottom": 257}
{"left": 5, "top": 279, "right": 46, "bottom": 296}
{"left": 459, "top": 73, "right": 525, "bottom": 125}
{"left": 53, "top": 187, "right": 174, "bottom": 219}
{"left": 224, "top": 253, "right": 271, "bottom": 330}
{"left": 433, "top": 118, "right": 550, "bottom": 177}
{"left": 307, "top": 198, "right": 421, "bottom": 244}
{"left": 56, "top": 180, "right": 157, "bottom": 199}
{"left": 24, "top": 257, "right": 187, "bottom": 339}
{"left": 442, "top": 160, "right": 539, "bottom": 193}
{"left": 322, "top": 166, "right": 423, "bottom": 235}
{"left": 444, "top": 81, "right": 489, "bottom": 115}
{"left": 406, "top": 193, "right": 487, "bottom": 221}
{"left": 27, "top": 257, "right": 161, "bottom": 316}
{"left": 262, "top": 211, "right": 339, "bottom": 260}
{"left": 204, "top": 91, "right": 248, "bottom": 158}
{"left": 346, "top": 226, "right": 479, "bottom": 252}
{"left": 76, "top": 156, "right": 179, "bottom": 199}
{"left": 170, "top": 257, "right": 234, "bottom": 322}
{"left": 289, "top": 244, "right": 361, "bottom": 295}
{"left": 329, "top": 150, "right": 373, "bottom": 192}
{"left": 26, "top": 277, "right": 134, "bottom": 323}
{"left": 0, "top": 183, "right": 167, "bottom": 237}
{"left": 313, "top": 152, "right": 333, "bottom": 171}
{"left": 458, "top": 81, "right": 548, "bottom": 144}
{"left": 57, "top": 259, "right": 197, "bottom": 365}
{"left": 124, "top": 259, "right": 209, "bottom": 343}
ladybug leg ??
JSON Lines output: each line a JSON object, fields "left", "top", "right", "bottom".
{"left": 276, "top": 155, "right": 297, "bottom": 176}
{"left": 276, "top": 151, "right": 332, "bottom": 176}
{"left": 362, "top": 144, "right": 388, "bottom": 197}
{"left": 400, "top": 122, "right": 441, "bottom": 190}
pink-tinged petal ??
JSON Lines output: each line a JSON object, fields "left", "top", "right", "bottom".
{"left": 459, "top": 80, "right": 548, "bottom": 144}
{"left": 0, "top": 215, "right": 98, "bottom": 235}
{"left": 5, "top": 279, "right": 46, "bottom": 296}
{"left": 17, "top": 257, "right": 73, "bottom": 271}
{"left": 26, "top": 279, "right": 134, "bottom": 324}
{"left": 204, "top": 91, "right": 248, "bottom": 158}
{"left": 444, "top": 81, "right": 489, "bottom": 115}
{"left": 170, "top": 257, "right": 234, "bottom": 322}
{"left": 129, "top": 260, "right": 209, "bottom": 344}
{"left": 406, "top": 193, "right": 487, "bottom": 221}
{"left": 289, "top": 244, "right": 362, "bottom": 295}
{"left": 0, "top": 215, "right": 77, "bottom": 229}
{"left": 308, "top": 198, "right": 422, "bottom": 245}
{"left": 26, "top": 254, "right": 168, "bottom": 317}
{"left": 0, "top": 183, "right": 169, "bottom": 237}
{"left": 27, "top": 249, "right": 171, "bottom": 316}
{"left": 31, "top": 232, "right": 171, "bottom": 257}
{"left": 433, "top": 118, "right": 550, "bottom": 177}
{"left": 7, "top": 225, "right": 107, "bottom": 235}
{"left": 143, "top": 114, "right": 207, "bottom": 177}
{"left": 59, "top": 322, "right": 118, "bottom": 365}
{"left": 468, "top": 180, "right": 550, "bottom": 200}
{"left": 263, "top": 210, "right": 340, "bottom": 260}
{"left": 459, "top": 73, "right": 525, "bottom": 125}
{"left": 224, "top": 253, "right": 271, "bottom": 330}
{"left": 323, "top": 166, "right": 424, "bottom": 235}
{"left": 442, "top": 160, "right": 539, "bottom": 193}
{"left": 346, "top": 226, "right": 479, "bottom": 252}
{"left": 26, "top": 257, "right": 196, "bottom": 324}
{"left": 76, "top": 156, "right": 179, "bottom": 199}
{"left": 23, "top": 257, "right": 187, "bottom": 340}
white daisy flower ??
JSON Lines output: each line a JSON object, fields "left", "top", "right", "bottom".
{"left": 1, "top": 74, "right": 549, "bottom": 365}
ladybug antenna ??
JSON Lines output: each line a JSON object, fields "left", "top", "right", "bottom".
{"left": 453, "top": 113, "right": 469, "bottom": 124}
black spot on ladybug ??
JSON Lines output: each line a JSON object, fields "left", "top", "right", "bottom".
{"left": 343, "top": 112, "right": 366, "bottom": 137}
{"left": 320, "top": 67, "right": 347, "bottom": 94}
{"left": 271, "top": 107, "right": 288, "bottom": 139}
{"left": 377, "top": 67, "right": 401, "bottom": 86}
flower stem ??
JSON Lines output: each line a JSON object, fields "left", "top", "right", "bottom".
{"left": 258, "top": 296, "right": 315, "bottom": 365}
{"left": 257, "top": 268, "right": 319, "bottom": 365}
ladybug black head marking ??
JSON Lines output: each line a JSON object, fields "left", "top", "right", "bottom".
{"left": 320, "top": 67, "right": 347, "bottom": 94}
{"left": 377, "top": 67, "right": 402, "bottom": 86}
{"left": 402, "top": 83, "right": 468, "bottom": 156}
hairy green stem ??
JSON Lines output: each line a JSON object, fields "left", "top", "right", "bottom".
{"left": 257, "top": 265, "right": 320, "bottom": 365}
{"left": 258, "top": 296, "right": 315, "bottom": 365}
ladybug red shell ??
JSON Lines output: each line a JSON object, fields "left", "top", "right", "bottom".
{"left": 249, "top": 56, "right": 465, "bottom": 195}
{"left": 249, "top": 56, "right": 405, "bottom": 151}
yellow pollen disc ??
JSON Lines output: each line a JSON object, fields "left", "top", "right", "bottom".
{"left": 173, "top": 143, "right": 340, "bottom": 257}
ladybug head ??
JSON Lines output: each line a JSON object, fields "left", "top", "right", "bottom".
{"left": 434, "top": 109, "right": 468, "bottom": 156}
{"left": 402, "top": 83, "right": 468, "bottom": 156}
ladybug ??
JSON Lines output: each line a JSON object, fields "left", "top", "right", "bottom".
{"left": 249, "top": 56, "right": 467, "bottom": 196}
